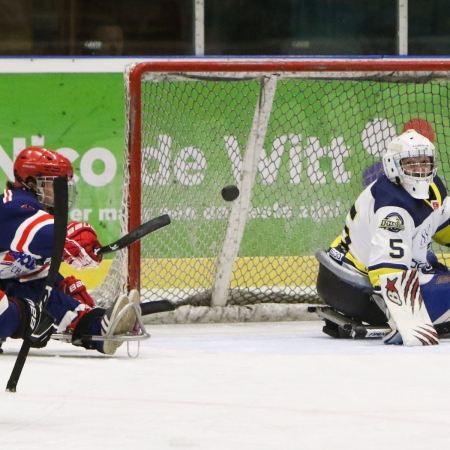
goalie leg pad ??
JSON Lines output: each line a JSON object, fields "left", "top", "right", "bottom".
{"left": 379, "top": 270, "right": 439, "bottom": 346}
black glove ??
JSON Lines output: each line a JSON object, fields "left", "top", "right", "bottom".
{"left": 427, "top": 250, "right": 449, "bottom": 273}
{"left": 11, "top": 297, "right": 56, "bottom": 348}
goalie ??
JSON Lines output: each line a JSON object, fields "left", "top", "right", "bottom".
{"left": 317, "top": 129, "right": 450, "bottom": 346}
{"left": 0, "top": 147, "right": 142, "bottom": 354}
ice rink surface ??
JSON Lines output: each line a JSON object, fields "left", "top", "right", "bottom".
{"left": 1, "top": 320, "right": 450, "bottom": 450}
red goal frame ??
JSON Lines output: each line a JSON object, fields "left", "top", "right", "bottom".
{"left": 125, "top": 57, "right": 450, "bottom": 292}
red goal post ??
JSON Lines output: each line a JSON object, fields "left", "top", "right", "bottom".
{"left": 94, "top": 58, "right": 450, "bottom": 323}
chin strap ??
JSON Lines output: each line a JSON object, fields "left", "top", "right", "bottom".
{"left": 14, "top": 175, "right": 54, "bottom": 213}
{"left": 14, "top": 175, "right": 38, "bottom": 196}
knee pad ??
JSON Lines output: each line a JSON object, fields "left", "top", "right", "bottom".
{"left": 71, "top": 307, "right": 105, "bottom": 349}
{"left": 316, "top": 258, "right": 387, "bottom": 325}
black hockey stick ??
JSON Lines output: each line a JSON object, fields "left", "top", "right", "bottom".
{"left": 6, "top": 176, "right": 68, "bottom": 393}
{"left": 96, "top": 214, "right": 171, "bottom": 255}
{"left": 311, "top": 306, "right": 450, "bottom": 340}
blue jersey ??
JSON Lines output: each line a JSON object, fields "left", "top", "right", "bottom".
{"left": 0, "top": 188, "right": 96, "bottom": 341}
{"left": 0, "top": 188, "right": 54, "bottom": 281}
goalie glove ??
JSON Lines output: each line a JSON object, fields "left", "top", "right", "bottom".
{"left": 64, "top": 221, "right": 103, "bottom": 270}
{"left": 58, "top": 276, "right": 95, "bottom": 308}
{"left": 10, "top": 297, "right": 56, "bottom": 348}
{"left": 379, "top": 270, "right": 439, "bottom": 346}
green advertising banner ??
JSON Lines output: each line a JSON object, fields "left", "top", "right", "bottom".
{"left": 0, "top": 73, "right": 125, "bottom": 251}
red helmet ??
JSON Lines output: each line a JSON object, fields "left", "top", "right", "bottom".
{"left": 13, "top": 147, "right": 73, "bottom": 187}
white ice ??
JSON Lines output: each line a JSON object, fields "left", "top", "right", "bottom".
{"left": 1, "top": 320, "right": 450, "bottom": 450}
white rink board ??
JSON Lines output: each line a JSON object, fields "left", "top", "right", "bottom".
{"left": 1, "top": 321, "right": 450, "bottom": 450}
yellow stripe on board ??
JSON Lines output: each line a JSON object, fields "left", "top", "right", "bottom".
{"left": 60, "top": 260, "right": 113, "bottom": 290}
{"left": 140, "top": 256, "right": 320, "bottom": 290}
{"left": 60, "top": 256, "right": 320, "bottom": 290}
{"left": 61, "top": 254, "right": 450, "bottom": 291}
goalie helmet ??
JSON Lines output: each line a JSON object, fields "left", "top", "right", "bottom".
{"left": 382, "top": 129, "right": 437, "bottom": 199}
{"left": 13, "top": 147, "right": 76, "bottom": 210}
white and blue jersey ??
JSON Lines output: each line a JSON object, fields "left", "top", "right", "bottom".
{"left": 328, "top": 174, "right": 450, "bottom": 323}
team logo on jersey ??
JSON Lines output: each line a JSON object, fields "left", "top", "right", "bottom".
{"left": 1, "top": 252, "right": 15, "bottom": 266}
{"left": 431, "top": 200, "right": 439, "bottom": 210}
{"left": 384, "top": 277, "right": 402, "bottom": 305}
{"left": 379, "top": 213, "right": 405, "bottom": 233}
{"left": 436, "top": 275, "right": 450, "bottom": 284}
{"left": 329, "top": 247, "right": 344, "bottom": 262}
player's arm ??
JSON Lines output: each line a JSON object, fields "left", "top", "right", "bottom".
{"left": 10, "top": 209, "right": 55, "bottom": 259}
{"left": 16, "top": 217, "right": 99, "bottom": 306}
{"left": 11, "top": 212, "right": 103, "bottom": 271}
{"left": 433, "top": 196, "right": 450, "bottom": 246}
{"left": 366, "top": 206, "right": 413, "bottom": 287}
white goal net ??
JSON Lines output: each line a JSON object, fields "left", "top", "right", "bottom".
{"left": 93, "top": 58, "right": 450, "bottom": 323}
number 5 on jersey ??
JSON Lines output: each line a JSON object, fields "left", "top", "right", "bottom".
{"left": 389, "top": 238, "right": 404, "bottom": 259}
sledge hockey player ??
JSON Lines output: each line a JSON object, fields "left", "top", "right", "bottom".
{"left": 316, "top": 129, "right": 450, "bottom": 346}
{"left": 0, "top": 147, "right": 141, "bottom": 354}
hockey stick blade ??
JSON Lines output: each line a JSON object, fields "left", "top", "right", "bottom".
{"left": 6, "top": 176, "right": 68, "bottom": 393}
{"left": 140, "top": 300, "right": 176, "bottom": 315}
{"left": 97, "top": 214, "right": 171, "bottom": 255}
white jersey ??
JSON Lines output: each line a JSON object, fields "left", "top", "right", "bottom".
{"left": 328, "top": 174, "right": 450, "bottom": 286}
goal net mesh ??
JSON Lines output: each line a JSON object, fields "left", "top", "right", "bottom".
{"left": 92, "top": 60, "right": 450, "bottom": 323}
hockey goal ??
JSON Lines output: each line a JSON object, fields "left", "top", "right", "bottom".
{"left": 94, "top": 58, "right": 450, "bottom": 323}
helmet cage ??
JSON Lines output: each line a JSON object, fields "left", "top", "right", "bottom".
{"left": 395, "top": 148, "right": 436, "bottom": 181}
{"left": 383, "top": 146, "right": 437, "bottom": 199}
{"left": 36, "top": 176, "right": 77, "bottom": 211}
